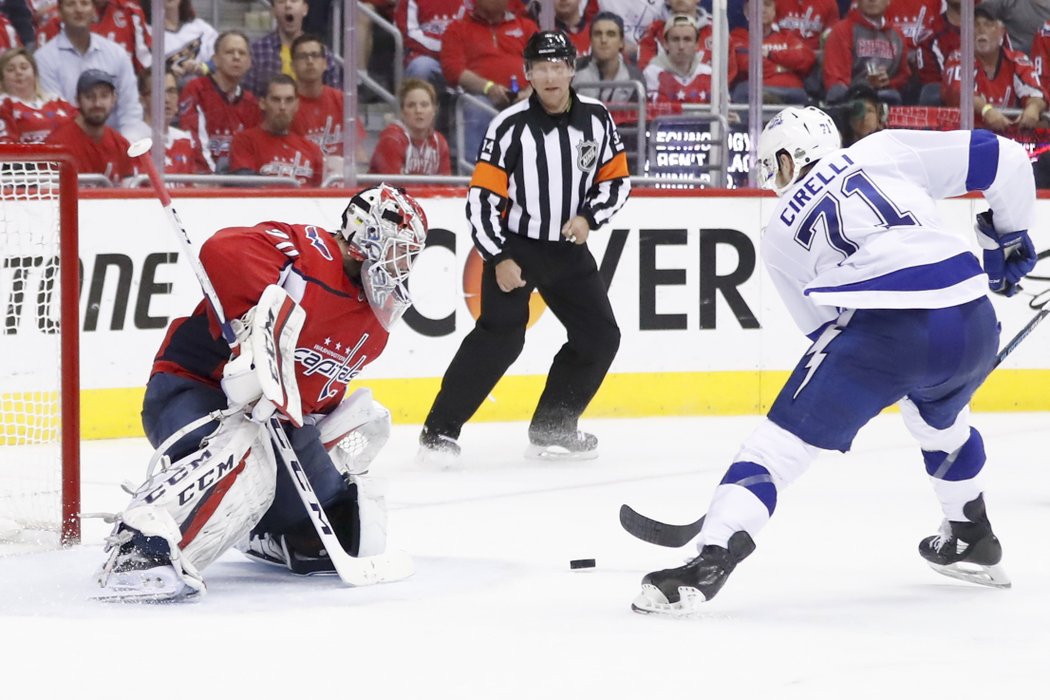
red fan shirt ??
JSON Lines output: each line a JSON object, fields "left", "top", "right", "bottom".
{"left": 823, "top": 9, "right": 910, "bottom": 92}
{"left": 942, "top": 47, "right": 1044, "bottom": 109}
{"left": 229, "top": 126, "right": 325, "bottom": 187}
{"left": 395, "top": 0, "right": 466, "bottom": 63}
{"left": 37, "top": 0, "right": 152, "bottom": 72}
{"left": 440, "top": 8, "right": 538, "bottom": 87}
{"left": 43, "top": 118, "right": 136, "bottom": 184}
{"left": 151, "top": 222, "right": 389, "bottom": 416}
{"left": 730, "top": 25, "right": 816, "bottom": 89}
{"left": 164, "top": 126, "right": 212, "bottom": 175}
{"left": 178, "top": 75, "right": 261, "bottom": 173}
{"left": 369, "top": 121, "right": 451, "bottom": 175}
{"left": 291, "top": 86, "right": 344, "bottom": 156}
{"left": 0, "top": 13, "right": 20, "bottom": 50}
{"left": 1029, "top": 21, "right": 1050, "bottom": 99}
{"left": 643, "top": 58, "right": 714, "bottom": 104}
{"left": 884, "top": 0, "right": 940, "bottom": 51}
{"left": 916, "top": 11, "right": 961, "bottom": 85}
{"left": 0, "top": 95, "right": 75, "bottom": 144}
{"left": 775, "top": 0, "right": 840, "bottom": 50}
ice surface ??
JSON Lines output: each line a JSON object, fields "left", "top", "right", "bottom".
{"left": 1, "top": 413, "right": 1048, "bottom": 698}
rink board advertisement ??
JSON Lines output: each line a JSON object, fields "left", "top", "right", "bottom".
{"left": 3, "top": 190, "right": 1047, "bottom": 438}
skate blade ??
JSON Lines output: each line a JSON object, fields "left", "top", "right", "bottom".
{"left": 523, "top": 444, "right": 598, "bottom": 462}
{"left": 630, "top": 583, "right": 708, "bottom": 617}
{"left": 93, "top": 566, "right": 204, "bottom": 603}
{"left": 927, "top": 561, "right": 1012, "bottom": 589}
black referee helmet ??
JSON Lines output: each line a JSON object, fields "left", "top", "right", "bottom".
{"left": 523, "top": 30, "right": 577, "bottom": 67}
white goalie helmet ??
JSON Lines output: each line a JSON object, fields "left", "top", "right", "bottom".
{"left": 339, "top": 184, "right": 428, "bottom": 330}
{"left": 757, "top": 106, "right": 841, "bottom": 195}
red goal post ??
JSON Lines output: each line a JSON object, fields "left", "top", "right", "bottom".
{"left": 0, "top": 144, "right": 80, "bottom": 545}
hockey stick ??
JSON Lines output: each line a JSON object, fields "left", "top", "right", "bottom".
{"left": 992, "top": 286, "right": 1050, "bottom": 369}
{"left": 621, "top": 273, "right": 1050, "bottom": 548}
{"left": 619, "top": 504, "right": 704, "bottom": 548}
{"left": 127, "top": 140, "right": 413, "bottom": 586}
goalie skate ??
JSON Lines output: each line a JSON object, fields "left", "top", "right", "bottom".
{"left": 241, "top": 532, "right": 341, "bottom": 576}
{"left": 94, "top": 509, "right": 206, "bottom": 603}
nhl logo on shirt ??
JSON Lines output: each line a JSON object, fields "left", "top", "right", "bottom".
{"left": 576, "top": 140, "right": 598, "bottom": 172}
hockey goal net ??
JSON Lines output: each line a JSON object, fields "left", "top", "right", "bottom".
{"left": 0, "top": 145, "right": 80, "bottom": 546}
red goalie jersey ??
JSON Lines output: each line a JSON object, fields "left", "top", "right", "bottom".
{"left": 152, "top": 222, "right": 388, "bottom": 416}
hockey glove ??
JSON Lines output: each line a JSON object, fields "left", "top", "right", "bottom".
{"left": 975, "top": 210, "right": 1037, "bottom": 297}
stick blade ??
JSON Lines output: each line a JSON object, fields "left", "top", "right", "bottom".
{"left": 619, "top": 504, "right": 705, "bottom": 548}
{"left": 332, "top": 548, "right": 415, "bottom": 587}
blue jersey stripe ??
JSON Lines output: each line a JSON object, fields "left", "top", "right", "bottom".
{"left": 965, "top": 130, "right": 999, "bottom": 191}
{"left": 805, "top": 252, "right": 983, "bottom": 295}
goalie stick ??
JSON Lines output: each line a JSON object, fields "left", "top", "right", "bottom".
{"left": 127, "top": 140, "right": 413, "bottom": 586}
{"left": 621, "top": 261, "right": 1050, "bottom": 548}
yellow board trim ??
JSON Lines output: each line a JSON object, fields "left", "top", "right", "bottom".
{"left": 45, "top": 369, "right": 1050, "bottom": 440}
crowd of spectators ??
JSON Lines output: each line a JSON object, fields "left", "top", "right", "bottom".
{"left": 4, "top": 0, "right": 1050, "bottom": 185}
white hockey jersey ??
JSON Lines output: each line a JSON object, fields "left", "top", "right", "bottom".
{"left": 762, "top": 129, "right": 1035, "bottom": 337}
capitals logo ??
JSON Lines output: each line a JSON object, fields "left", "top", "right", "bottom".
{"left": 296, "top": 335, "right": 370, "bottom": 401}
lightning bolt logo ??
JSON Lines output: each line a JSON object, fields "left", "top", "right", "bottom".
{"left": 793, "top": 324, "right": 842, "bottom": 400}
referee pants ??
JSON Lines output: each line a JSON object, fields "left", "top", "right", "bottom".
{"left": 424, "top": 235, "right": 621, "bottom": 439}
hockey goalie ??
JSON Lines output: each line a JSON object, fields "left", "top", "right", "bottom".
{"left": 95, "top": 185, "right": 428, "bottom": 601}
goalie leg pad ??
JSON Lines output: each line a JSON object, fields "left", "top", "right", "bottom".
{"left": 314, "top": 388, "right": 392, "bottom": 475}
{"left": 118, "top": 412, "right": 278, "bottom": 574}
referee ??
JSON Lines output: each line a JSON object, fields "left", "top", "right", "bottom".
{"left": 419, "top": 30, "right": 631, "bottom": 464}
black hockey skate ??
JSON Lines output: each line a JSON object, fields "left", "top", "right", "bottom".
{"left": 241, "top": 532, "right": 338, "bottom": 575}
{"left": 416, "top": 427, "right": 461, "bottom": 467}
{"left": 525, "top": 428, "right": 598, "bottom": 461}
{"left": 918, "top": 495, "right": 1010, "bottom": 589}
{"left": 632, "top": 530, "right": 756, "bottom": 616}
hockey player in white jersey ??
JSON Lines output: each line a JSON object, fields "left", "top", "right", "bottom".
{"left": 633, "top": 107, "right": 1039, "bottom": 616}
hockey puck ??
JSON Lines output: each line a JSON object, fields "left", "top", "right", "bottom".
{"left": 569, "top": 558, "right": 596, "bottom": 570}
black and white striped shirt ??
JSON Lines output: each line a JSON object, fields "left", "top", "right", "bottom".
{"left": 467, "top": 90, "right": 631, "bottom": 261}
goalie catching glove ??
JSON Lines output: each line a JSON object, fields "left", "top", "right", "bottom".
{"left": 221, "top": 284, "right": 307, "bottom": 426}
{"left": 975, "top": 210, "right": 1037, "bottom": 297}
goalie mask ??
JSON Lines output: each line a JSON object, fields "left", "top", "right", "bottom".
{"left": 339, "top": 185, "right": 428, "bottom": 329}
{"left": 758, "top": 106, "right": 841, "bottom": 195}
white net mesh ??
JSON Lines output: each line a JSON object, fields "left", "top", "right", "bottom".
{"left": 0, "top": 159, "right": 66, "bottom": 546}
